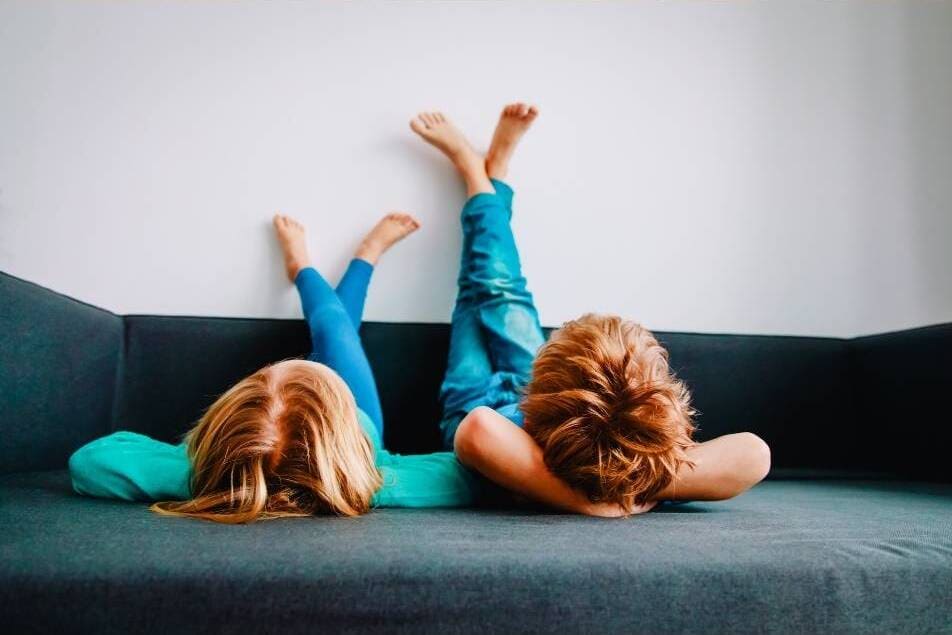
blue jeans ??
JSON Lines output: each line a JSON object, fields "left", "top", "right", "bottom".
{"left": 295, "top": 259, "right": 385, "bottom": 437}
{"left": 439, "top": 179, "right": 545, "bottom": 449}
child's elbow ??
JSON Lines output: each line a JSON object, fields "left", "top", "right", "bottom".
{"left": 68, "top": 444, "right": 100, "bottom": 495}
{"left": 739, "top": 432, "right": 771, "bottom": 487}
{"left": 68, "top": 442, "right": 118, "bottom": 498}
{"left": 453, "top": 407, "right": 496, "bottom": 468}
{"left": 705, "top": 432, "right": 771, "bottom": 501}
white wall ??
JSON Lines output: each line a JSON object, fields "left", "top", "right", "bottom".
{"left": 2, "top": 1, "right": 950, "bottom": 337}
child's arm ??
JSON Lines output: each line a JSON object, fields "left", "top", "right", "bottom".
{"left": 455, "top": 407, "right": 770, "bottom": 515}
{"left": 655, "top": 432, "right": 771, "bottom": 501}
{"left": 69, "top": 431, "right": 192, "bottom": 501}
{"left": 454, "top": 407, "right": 654, "bottom": 517}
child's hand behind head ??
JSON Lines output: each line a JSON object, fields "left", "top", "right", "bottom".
{"left": 584, "top": 499, "right": 658, "bottom": 518}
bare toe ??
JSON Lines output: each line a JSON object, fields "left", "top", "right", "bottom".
{"left": 410, "top": 117, "right": 427, "bottom": 134}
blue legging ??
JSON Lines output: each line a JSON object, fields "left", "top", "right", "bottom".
{"left": 295, "top": 259, "right": 384, "bottom": 436}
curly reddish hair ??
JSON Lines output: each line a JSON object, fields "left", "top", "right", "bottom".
{"left": 521, "top": 314, "right": 696, "bottom": 509}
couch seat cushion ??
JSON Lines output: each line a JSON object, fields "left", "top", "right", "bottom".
{"left": 1, "top": 472, "right": 950, "bottom": 633}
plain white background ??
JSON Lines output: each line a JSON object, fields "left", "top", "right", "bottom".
{"left": 2, "top": 1, "right": 950, "bottom": 337}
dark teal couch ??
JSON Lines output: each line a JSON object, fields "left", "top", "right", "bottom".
{"left": 2, "top": 271, "right": 950, "bottom": 634}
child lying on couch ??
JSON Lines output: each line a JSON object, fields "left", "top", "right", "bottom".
{"left": 69, "top": 103, "right": 769, "bottom": 521}
{"left": 413, "top": 104, "right": 771, "bottom": 516}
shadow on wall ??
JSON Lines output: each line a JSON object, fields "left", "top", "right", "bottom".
{"left": 847, "top": 4, "right": 952, "bottom": 333}
{"left": 900, "top": 4, "right": 952, "bottom": 321}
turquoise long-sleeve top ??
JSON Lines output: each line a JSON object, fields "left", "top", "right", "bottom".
{"left": 69, "top": 409, "right": 482, "bottom": 508}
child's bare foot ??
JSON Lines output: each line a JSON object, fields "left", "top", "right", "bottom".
{"left": 355, "top": 212, "right": 421, "bottom": 265}
{"left": 409, "top": 112, "right": 479, "bottom": 170}
{"left": 486, "top": 103, "right": 539, "bottom": 180}
{"left": 273, "top": 213, "right": 310, "bottom": 281}
{"left": 410, "top": 111, "right": 493, "bottom": 197}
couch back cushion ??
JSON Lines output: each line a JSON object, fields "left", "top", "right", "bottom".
{"left": 117, "top": 318, "right": 452, "bottom": 454}
{"left": 5, "top": 272, "right": 942, "bottom": 478}
{"left": 118, "top": 316, "right": 856, "bottom": 473}
{"left": 117, "top": 316, "right": 312, "bottom": 443}
{"left": 658, "top": 332, "right": 857, "bottom": 474}
{"left": 0, "top": 272, "right": 122, "bottom": 473}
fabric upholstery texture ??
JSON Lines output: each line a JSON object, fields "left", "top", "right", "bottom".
{"left": 1, "top": 471, "right": 950, "bottom": 634}
{"left": 2, "top": 270, "right": 950, "bottom": 633}
{"left": 0, "top": 273, "right": 122, "bottom": 473}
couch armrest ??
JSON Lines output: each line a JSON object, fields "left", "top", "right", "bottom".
{"left": 0, "top": 271, "right": 122, "bottom": 473}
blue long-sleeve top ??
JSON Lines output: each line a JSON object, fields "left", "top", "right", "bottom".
{"left": 69, "top": 409, "right": 482, "bottom": 508}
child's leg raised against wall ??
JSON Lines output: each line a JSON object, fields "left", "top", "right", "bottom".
{"left": 410, "top": 104, "right": 543, "bottom": 448}
{"left": 477, "top": 103, "right": 543, "bottom": 378}
{"left": 335, "top": 213, "right": 420, "bottom": 328}
{"left": 274, "top": 213, "right": 419, "bottom": 435}
{"left": 410, "top": 112, "right": 495, "bottom": 447}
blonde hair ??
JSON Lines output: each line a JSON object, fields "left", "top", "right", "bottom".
{"left": 522, "top": 314, "right": 696, "bottom": 510}
{"left": 151, "top": 359, "right": 382, "bottom": 523}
